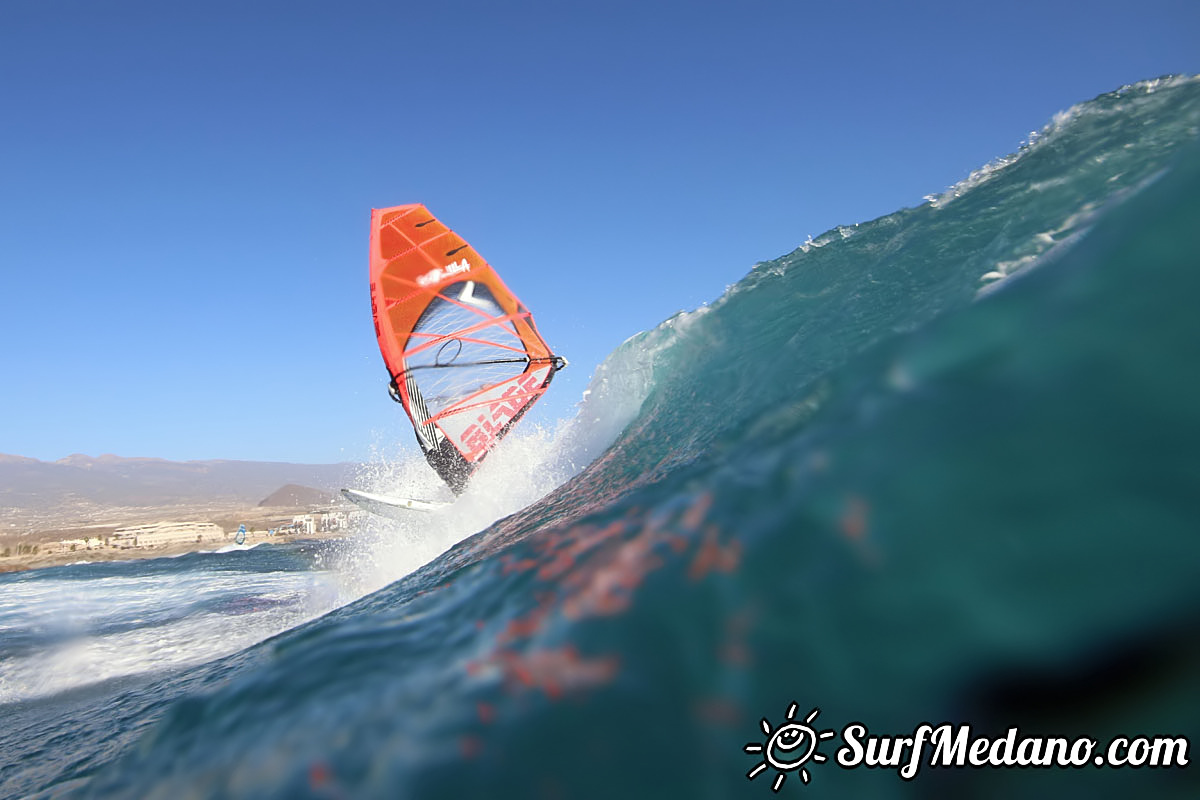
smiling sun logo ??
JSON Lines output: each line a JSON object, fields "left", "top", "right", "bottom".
{"left": 744, "top": 703, "right": 836, "bottom": 792}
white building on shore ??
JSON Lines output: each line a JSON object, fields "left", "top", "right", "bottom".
{"left": 108, "top": 522, "right": 227, "bottom": 549}
{"left": 40, "top": 537, "right": 104, "bottom": 554}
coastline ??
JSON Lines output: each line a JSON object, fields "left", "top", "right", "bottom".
{"left": 0, "top": 502, "right": 359, "bottom": 575}
{"left": 0, "top": 529, "right": 350, "bottom": 574}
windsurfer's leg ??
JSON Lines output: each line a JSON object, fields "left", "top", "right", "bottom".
{"left": 425, "top": 440, "right": 472, "bottom": 495}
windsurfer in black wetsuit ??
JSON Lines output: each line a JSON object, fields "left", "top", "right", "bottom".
{"left": 424, "top": 437, "right": 472, "bottom": 495}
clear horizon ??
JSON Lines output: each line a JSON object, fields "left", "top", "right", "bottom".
{"left": 2, "top": 1, "right": 1197, "bottom": 463}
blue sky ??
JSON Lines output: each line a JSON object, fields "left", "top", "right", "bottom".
{"left": 1, "top": 0, "right": 1196, "bottom": 463}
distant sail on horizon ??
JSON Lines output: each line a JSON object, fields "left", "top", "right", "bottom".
{"left": 368, "top": 204, "right": 566, "bottom": 493}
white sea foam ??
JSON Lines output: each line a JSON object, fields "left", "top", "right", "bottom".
{"left": 208, "top": 542, "right": 264, "bottom": 554}
{"left": 0, "top": 566, "right": 343, "bottom": 703}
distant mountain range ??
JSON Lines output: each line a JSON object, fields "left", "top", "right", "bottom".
{"left": 258, "top": 484, "right": 337, "bottom": 507}
{"left": 0, "top": 453, "right": 359, "bottom": 510}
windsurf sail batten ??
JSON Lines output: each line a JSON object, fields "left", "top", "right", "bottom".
{"left": 369, "top": 204, "right": 566, "bottom": 494}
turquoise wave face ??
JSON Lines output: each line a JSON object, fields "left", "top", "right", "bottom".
{"left": 5, "top": 77, "right": 1200, "bottom": 800}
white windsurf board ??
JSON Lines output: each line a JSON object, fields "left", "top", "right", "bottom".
{"left": 341, "top": 488, "right": 451, "bottom": 519}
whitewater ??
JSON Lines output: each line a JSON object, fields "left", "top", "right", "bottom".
{"left": 2, "top": 76, "right": 1198, "bottom": 799}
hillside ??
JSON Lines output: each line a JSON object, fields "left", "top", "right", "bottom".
{"left": 0, "top": 453, "right": 358, "bottom": 511}
{"left": 258, "top": 484, "right": 336, "bottom": 507}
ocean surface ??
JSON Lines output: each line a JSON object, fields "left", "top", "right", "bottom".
{"left": 2, "top": 76, "right": 1199, "bottom": 799}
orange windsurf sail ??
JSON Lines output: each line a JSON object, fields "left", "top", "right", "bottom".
{"left": 369, "top": 204, "right": 566, "bottom": 493}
